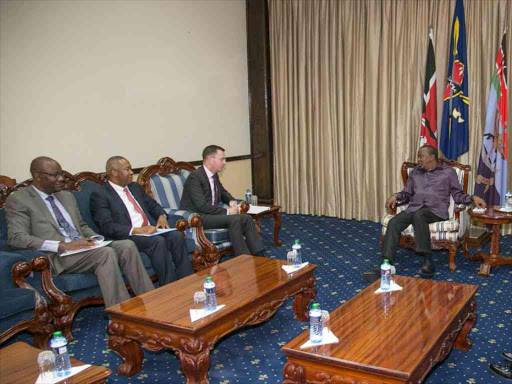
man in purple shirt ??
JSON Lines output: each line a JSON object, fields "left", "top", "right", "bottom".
{"left": 363, "top": 145, "right": 486, "bottom": 282}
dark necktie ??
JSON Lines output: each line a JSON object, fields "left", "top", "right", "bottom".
{"left": 123, "top": 188, "right": 150, "bottom": 226}
{"left": 46, "top": 195, "right": 82, "bottom": 241}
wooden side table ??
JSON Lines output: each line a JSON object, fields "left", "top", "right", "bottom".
{"left": 0, "top": 342, "right": 111, "bottom": 384}
{"left": 248, "top": 205, "right": 282, "bottom": 246}
{"left": 468, "top": 207, "right": 512, "bottom": 277}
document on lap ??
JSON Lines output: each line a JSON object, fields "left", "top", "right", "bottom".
{"left": 132, "top": 228, "right": 178, "bottom": 237}
{"left": 59, "top": 241, "right": 113, "bottom": 257}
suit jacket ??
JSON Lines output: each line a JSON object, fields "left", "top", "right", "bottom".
{"left": 90, "top": 181, "right": 167, "bottom": 240}
{"left": 180, "top": 166, "right": 234, "bottom": 215}
{"left": 5, "top": 186, "right": 97, "bottom": 274}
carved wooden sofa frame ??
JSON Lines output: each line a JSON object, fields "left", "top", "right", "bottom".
{"left": 0, "top": 257, "right": 54, "bottom": 349}
{"left": 380, "top": 158, "right": 471, "bottom": 271}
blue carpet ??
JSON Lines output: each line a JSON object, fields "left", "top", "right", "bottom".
{"left": 5, "top": 213, "right": 512, "bottom": 383}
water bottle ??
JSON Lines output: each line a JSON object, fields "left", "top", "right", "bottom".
{"left": 309, "top": 303, "right": 323, "bottom": 343}
{"left": 245, "top": 189, "right": 252, "bottom": 204}
{"left": 506, "top": 190, "right": 512, "bottom": 209}
{"left": 203, "top": 276, "right": 217, "bottom": 312}
{"left": 292, "top": 240, "right": 302, "bottom": 265}
{"left": 380, "top": 259, "right": 391, "bottom": 291}
{"left": 49, "top": 331, "right": 71, "bottom": 377}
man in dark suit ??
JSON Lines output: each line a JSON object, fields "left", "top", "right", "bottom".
{"left": 180, "top": 145, "right": 264, "bottom": 256}
{"left": 90, "top": 156, "right": 193, "bottom": 286}
{"left": 5, "top": 156, "right": 154, "bottom": 308}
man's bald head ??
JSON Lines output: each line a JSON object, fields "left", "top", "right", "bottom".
{"left": 30, "top": 156, "right": 59, "bottom": 177}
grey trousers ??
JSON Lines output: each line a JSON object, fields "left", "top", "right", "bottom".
{"left": 54, "top": 240, "right": 154, "bottom": 308}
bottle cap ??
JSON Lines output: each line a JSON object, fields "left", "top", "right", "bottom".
{"left": 53, "top": 331, "right": 63, "bottom": 337}
{"left": 383, "top": 259, "right": 389, "bottom": 263}
{"left": 311, "top": 303, "right": 320, "bottom": 309}
{"left": 294, "top": 239, "right": 299, "bottom": 244}
{"left": 205, "top": 276, "right": 212, "bottom": 281}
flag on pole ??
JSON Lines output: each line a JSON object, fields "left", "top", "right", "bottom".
{"left": 440, "top": 0, "right": 469, "bottom": 160}
{"left": 474, "top": 27, "right": 508, "bottom": 206}
{"left": 419, "top": 26, "right": 438, "bottom": 147}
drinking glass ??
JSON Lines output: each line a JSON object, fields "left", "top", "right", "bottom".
{"left": 37, "top": 350, "right": 56, "bottom": 382}
{"left": 251, "top": 195, "right": 258, "bottom": 205}
{"left": 287, "top": 250, "right": 297, "bottom": 266}
{"left": 321, "top": 310, "right": 330, "bottom": 333}
{"left": 193, "top": 291, "right": 206, "bottom": 312}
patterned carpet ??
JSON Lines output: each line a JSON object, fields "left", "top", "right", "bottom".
{"left": 5, "top": 213, "right": 512, "bottom": 383}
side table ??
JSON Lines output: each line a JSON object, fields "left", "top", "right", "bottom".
{"left": 248, "top": 205, "right": 282, "bottom": 246}
{"left": 468, "top": 207, "right": 512, "bottom": 277}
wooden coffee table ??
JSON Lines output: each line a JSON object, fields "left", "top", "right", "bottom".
{"left": 0, "top": 341, "right": 111, "bottom": 384}
{"left": 281, "top": 276, "right": 477, "bottom": 384}
{"left": 468, "top": 207, "right": 512, "bottom": 276}
{"left": 106, "top": 255, "right": 317, "bottom": 383}
{"left": 248, "top": 205, "right": 282, "bottom": 246}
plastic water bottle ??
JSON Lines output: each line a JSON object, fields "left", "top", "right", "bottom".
{"left": 506, "top": 190, "right": 512, "bottom": 209}
{"left": 49, "top": 331, "right": 71, "bottom": 377}
{"left": 309, "top": 303, "right": 323, "bottom": 343}
{"left": 380, "top": 259, "right": 391, "bottom": 291}
{"left": 245, "top": 189, "right": 252, "bottom": 204}
{"left": 203, "top": 276, "right": 217, "bottom": 312}
{"left": 292, "top": 240, "right": 302, "bottom": 265}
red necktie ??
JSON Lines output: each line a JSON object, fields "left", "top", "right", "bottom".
{"left": 124, "top": 188, "right": 149, "bottom": 227}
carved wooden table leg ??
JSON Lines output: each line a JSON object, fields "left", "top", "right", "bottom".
{"left": 478, "top": 224, "right": 500, "bottom": 277}
{"left": 176, "top": 336, "right": 212, "bottom": 384}
{"left": 283, "top": 361, "right": 306, "bottom": 384}
{"left": 293, "top": 277, "right": 317, "bottom": 321}
{"left": 253, "top": 216, "right": 262, "bottom": 237}
{"left": 108, "top": 323, "right": 143, "bottom": 376}
{"left": 455, "top": 298, "right": 477, "bottom": 351}
{"left": 272, "top": 211, "right": 282, "bottom": 246}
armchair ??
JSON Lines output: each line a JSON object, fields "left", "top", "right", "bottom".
{"left": 380, "top": 159, "right": 471, "bottom": 272}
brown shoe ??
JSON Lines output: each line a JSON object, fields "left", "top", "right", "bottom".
{"left": 418, "top": 261, "right": 435, "bottom": 276}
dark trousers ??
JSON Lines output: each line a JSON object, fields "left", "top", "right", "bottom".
{"left": 201, "top": 213, "right": 265, "bottom": 256}
{"left": 131, "top": 231, "right": 194, "bottom": 286}
{"left": 382, "top": 208, "right": 443, "bottom": 264}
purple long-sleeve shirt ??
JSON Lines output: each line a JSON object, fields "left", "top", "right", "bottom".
{"left": 395, "top": 163, "right": 473, "bottom": 220}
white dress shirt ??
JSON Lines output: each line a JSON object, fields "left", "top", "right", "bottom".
{"left": 109, "top": 181, "right": 146, "bottom": 234}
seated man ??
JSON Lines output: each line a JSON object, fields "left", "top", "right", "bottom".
{"left": 90, "top": 156, "right": 193, "bottom": 287}
{"left": 180, "top": 145, "right": 265, "bottom": 256}
{"left": 5, "top": 156, "right": 154, "bottom": 308}
{"left": 362, "top": 145, "right": 486, "bottom": 282}
{"left": 489, "top": 351, "right": 512, "bottom": 380}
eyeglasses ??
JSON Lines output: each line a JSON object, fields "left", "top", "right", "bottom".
{"left": 35, "top": 171, "right": 65, "bottom": 178}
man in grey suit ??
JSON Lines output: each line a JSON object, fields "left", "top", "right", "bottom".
{"left": 5, "top": 156, "right": 154, "bottom": 308}
{"left": 180, "top": 145, "right": 265, "bottom": 256}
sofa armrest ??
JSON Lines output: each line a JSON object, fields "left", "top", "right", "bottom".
{"left": 186, "top": 214, "right": 221, "bottom": 271}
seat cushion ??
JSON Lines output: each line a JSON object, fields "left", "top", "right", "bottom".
{"left": 381, "top": 214, "right": 460, "bottom": 233}
{"left": 0, "top": 288, "right": 35, "bottom": 320}
{"left": 204, "top": 228, "right": 230, "bottom": 244}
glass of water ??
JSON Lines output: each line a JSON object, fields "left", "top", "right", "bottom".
{"left": 37, "top": 350, "right": 56, "bottom": 382}
{"left": 321, "top": 310, "right": 330, "bottom": 333}
{"left": 287, "top": 250, "right": 297, "bottom": 266}
{"left": 193, "top": 291, "right": 206, "bottom": 313}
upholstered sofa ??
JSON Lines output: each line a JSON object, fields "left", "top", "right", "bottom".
{"left": 0, "top": 170, "right": 197, "bottom": 342}
{"left": 138, "top": 156, "right": 249, "bottom": 270}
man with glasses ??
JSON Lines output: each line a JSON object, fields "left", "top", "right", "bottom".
{"left": 180, "top": 145, "right": 265, "bottom": 256}
{"left": 5, "top": 156, "right": 154, "bottom": 308}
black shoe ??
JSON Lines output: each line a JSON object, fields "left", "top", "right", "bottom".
{"left": 489, "top": 363, "right": 512, "bottom": 380}
{"left": 418, "top": 261, "right": 435, "bottom": 276}
{"left": 503, "top": 352, "right": 512, "bottom": 363}
{"left": 362, "top": 265, "right": 380, "bottom": 283}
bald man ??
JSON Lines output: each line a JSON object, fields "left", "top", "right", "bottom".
{"left": 5, "top": 156, "right": 154, "bottom": 308}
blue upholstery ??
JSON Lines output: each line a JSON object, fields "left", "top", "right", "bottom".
{"left": 0, "top": 288, "right": 36, "bottom": 320}
{"left": 71, "top": 180, "right": 101, "bottom": 234}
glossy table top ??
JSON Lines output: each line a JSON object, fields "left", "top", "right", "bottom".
{"left": 106, "top": 255, "right": 317, "bottom": 333}
{"left": 469, "top": 206, "right": 512, "bottom": 221}
{"left": 0, "top": 342, "right": 111, "bottom": 384}
{"left": 282, "top": 275, "right": 477, "bottom": 378}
